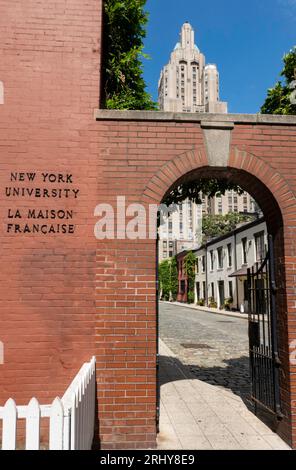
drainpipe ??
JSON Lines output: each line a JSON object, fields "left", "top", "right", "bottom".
{"left": 234, "top": 231, "right": 239, "bottom": 311}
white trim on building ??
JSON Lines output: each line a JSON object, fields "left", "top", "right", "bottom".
{"left": 193, "top": 219, "right": 267, "bottom": 312}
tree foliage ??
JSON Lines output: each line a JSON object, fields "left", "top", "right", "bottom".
{"left": 170, "top": 256, "right": 178, "bottom": 301}
{"left": 158, "top": 259, "right": 171, "bottom": 301}
{"left": 261, "top": 46, "right": 296, "bottom": 115}
{"left": 158, "top": 256, "right": 179, "bottom": 301}
{"left": 163, "top": 178, "right": 244, "bottom": 207}
{"left": 103, "top": 0, "right": 156, "bottom": 110}
{"left": 202, "top": 213, "right": 255, "bottom": 243}
{"left": 184, "top": 251, "right": 196, "bottom": 304}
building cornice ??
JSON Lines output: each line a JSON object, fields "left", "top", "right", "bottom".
{"left": 193, "top": 217, "right": 266, "bottom": 254}
{"left": 95, "top": 109, "right": 296, "bottom": 126}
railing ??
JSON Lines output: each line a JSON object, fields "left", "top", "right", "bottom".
{"left": 0, "top": 356, "right": 96, "bottom": 450}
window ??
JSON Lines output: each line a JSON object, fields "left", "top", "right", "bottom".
{"left": 255, "top": 231, "right": 265, "bottom": 262}
{"left": 217, "top": 247, "right": 223, "bottom": 269}
{"left": 228, "top": 281, "right": 233, "bottom": 299}
{"left": 202, "top": 255, "right": 206, "bottom": 273}
{"left": 211, "top": 282, "right": 215, "bottom": 299}
{"left": 203, "top": 281, "right": 206, "bottom": 299}
{"left": 227, "top": 243, "right": 232, "bottom": 267}
{"left": 168, "top": 219, "right": 172, "bottom": 234}
{"left": 210, "top": 250, "right": 214, "bottom": 271}
{"left": 218, "top": 201, "right": 223, "bottom": 214}
{"left": 180, "top": 280, "right": 186, "bottom": 294}
{"left": 163, "top": 241, "right": 167, "bottom": 248}
{"left": 196, "top": 282, "right": 200, "bottom": 300}
{"left": 242, "top": 237, "right": 247, "bottom": 264}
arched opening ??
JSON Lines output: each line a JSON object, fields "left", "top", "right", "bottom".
{"left": 156, "top": 165, "right": 290, "bottom": 450}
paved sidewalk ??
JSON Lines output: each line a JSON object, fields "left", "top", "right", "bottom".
{"left": 157, "top": 339, "right": 290, "bottom": 450}
{"left": 163, "top": 301, "right": 249, "bottom": 320}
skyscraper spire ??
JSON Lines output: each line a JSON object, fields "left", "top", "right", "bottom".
{"left": 180, "top": 22, "right": 194, "bottom": 50}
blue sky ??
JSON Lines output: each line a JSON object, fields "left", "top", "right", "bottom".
{"left": 143, "top": 0, "right": 296, "bottom": 113}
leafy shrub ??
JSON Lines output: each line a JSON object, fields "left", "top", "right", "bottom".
{"left": 187, "top": 291, "right": 195, "bottom": 304}
{"left": 103, "top": 0, "right": 156, "bottom": 110}
{"left": 208, "top": 297, "right": 218, "bottom": 309}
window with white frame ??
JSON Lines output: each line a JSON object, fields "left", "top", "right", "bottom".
{"left": 202, "top": 255, "right": 206, "bottom": 273}
{"left": 242, "top": 237, "right": 247, "bottom": 265}
{"left": 227, "top": 243, "right": 232, "bottom": 267}
{"left": 210, "top": 250, "right": 214, "bottom": 271}
{"left": 217, "top": 247, "right": 223, "bottom": 269}
{"left": 254, "top": 231, "right": 265, "bottom": 262}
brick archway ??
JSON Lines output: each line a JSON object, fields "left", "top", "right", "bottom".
{"left": 93, "top": 112, "right": 296, "bottom": 450}
{"left": 142, "top": 146, "right": 295, "bottom": 223}
{"left": 141, "top": 147, "right": 296, "bottom": 448}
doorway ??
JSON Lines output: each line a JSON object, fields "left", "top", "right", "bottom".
{"left": 156, "top": 166, "right": 288, "bottom": 449}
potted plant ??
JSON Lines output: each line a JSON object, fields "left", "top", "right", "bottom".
{"left": 223, "top": 297, "right": 233, "bottom": 311}
{"left": 208, "top": 297, "right": 218, "bottom": 308}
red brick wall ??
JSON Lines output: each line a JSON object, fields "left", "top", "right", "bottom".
{"left": 1, "top": 0, "right": 296, "bottom": 451}
{"left": 0, "top": 0, "right": 103, "bottom": 425}
{"left": 95, "top": 117, "right": 296, "bottom": 448}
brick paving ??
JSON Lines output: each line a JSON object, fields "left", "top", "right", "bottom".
{"left": 157, "top": 303, "right": 290, "bottom": 450}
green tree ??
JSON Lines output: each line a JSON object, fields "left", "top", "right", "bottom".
{"left": 202, "top": 213, "right": 255, "bottom": 243}
{"left": 163, "top": 178, "right": 244, "bottom": 207}
{"left": 158, "top": 257, "right": 179, "bottom": 301}
{"left": 261, "top": 46, "right": 296, "bottom": 115}
{"left": 170, "top": 256, "right": 178, "bottom": 301}
{"left": 103, "top": 0, "right": 156, "bottom": 110}
{"left": 158, "top": 259, "right": 170, "bottom": 300}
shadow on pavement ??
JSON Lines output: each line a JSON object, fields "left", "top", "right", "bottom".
{"left": 158, "top": 354, "right": 279, "bottom": 433}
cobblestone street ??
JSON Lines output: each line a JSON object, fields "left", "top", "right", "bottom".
{"left": 158, "top": 302, "right": 290, "bottom": 450}
{"left": 159, "top": 302, "right": 251, "bottom": 402}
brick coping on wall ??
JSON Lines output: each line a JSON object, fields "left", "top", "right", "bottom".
{"left": 95, "top": 109, "right": 296, "bottom": 125}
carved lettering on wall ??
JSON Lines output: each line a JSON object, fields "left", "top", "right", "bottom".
{"left": 5, "top": 172, "right": 79, "bottom": 235}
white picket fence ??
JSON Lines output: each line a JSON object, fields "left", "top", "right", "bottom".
{"left": 0, "top": 356, "right": 96, "bottom": 450}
